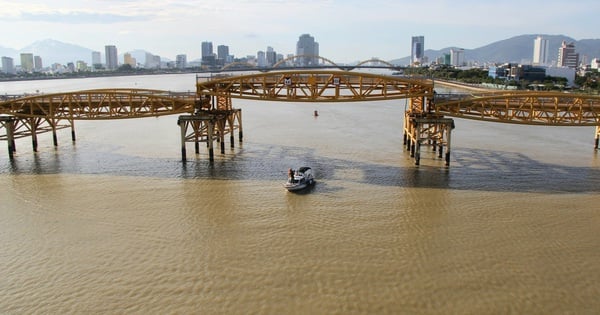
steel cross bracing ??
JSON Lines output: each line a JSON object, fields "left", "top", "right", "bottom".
{"left": 0, "top": 88, "right": 196, "bottom": 120}
{"left": 434, "top": 91, "right": 600, "bottom": 126}
{"left": 196, "top": 70, "right": 434, "bottom": 103}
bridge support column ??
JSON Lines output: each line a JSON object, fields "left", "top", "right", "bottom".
{"left": 29, "top": 118, "right": 39, "bottom": 152}
{"left": 445, "top": 124, "right": 453, "bottom": 167}
{"left": 1, "top": 116, "right": 16, "bottom": 159}
{"left": 595, "top": 126, "right": 600, "bottom": 150}
{"left": 207, "top": 120, "right": 215, "bottom": 162}
{"left": 178, "top": 118, "right": 187, "bottom": 162}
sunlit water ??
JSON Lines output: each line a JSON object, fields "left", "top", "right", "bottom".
{"left": 1, "top": 74, "right": 599, "bottom": 314}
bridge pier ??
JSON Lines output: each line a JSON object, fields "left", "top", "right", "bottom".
{"left": 595, "top": 126, "right": 600, "bottom": 150}
{"left": 404, "top": 112, "right": 454, "bottom": 167}
{"left": 0, "top": 116, "right": 16, "bottom": 159}
{"left": 177, "top": 109, "right": 242, "bottom": 162}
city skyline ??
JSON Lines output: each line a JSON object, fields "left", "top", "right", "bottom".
{"left": 0, "top": 0, "right": 598, "bottom": 64}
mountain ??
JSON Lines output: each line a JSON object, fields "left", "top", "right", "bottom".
{"left": 19, "top": 39, "right": 95, "bottom": 65}
{"left": 0, "top": 45, "right": 18, "bottom": 60}
{"left": 391, "top": 34, "right": 600, "bottom": 66}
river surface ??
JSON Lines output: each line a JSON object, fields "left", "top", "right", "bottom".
{"left": 1, "top": 74, "right": 599, "bottom": 314}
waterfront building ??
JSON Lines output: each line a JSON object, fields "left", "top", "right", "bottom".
{"left": 105, "top": 45, "right": 118, "bottom": 70}
{"left": 176, "top": 54, "right": 187, "bottom": 69}
{"left": 557, "top": 41, "right": 579, "bottom": 69}
{"left": 533, "top": 35, "right": 549, "bottom": 65}
{"left": 450, "top": 48, "right": 464, "bottom": 67}
{"left": 592, "top": 58, "right": 600, "bottom": 70}
{"left": 91, "top": 51, "right": 102, "bottom": 70}
{"left": 296, "top": 34, "right": 319, "bottom": 66}
{"left": 124, "top": 53, "right": 136, "bottom": 67}
{"left": 546, "top": 66, "right": 576, "bottom": 86}
{"left": 145, "top": 53, "right": 161, "bottom": 69}
{"left": 2, "top": 56, "right": 15, "bottom": 74}
{"left": 201, "top": 41, "right": 216, "bottom": 66}
{"left": 20, "top": 53, "right": 34, "bottom": 73}
{"left": 411, "top": 36, "right": 425, "bottom": 65}
{"left": 34, "top": 55, "right": 43, "bottom": 72}
{"left": 76, "top": 60, "right": 88, "bottom": 71}
{"left": 217, "top": 45, "right": 229, "bottom": 62}
{"left": 266, "top": 46, "right": 277, "bottom": 67}
{"left": 257, "top": 51, "right": 266, "bottom": 68}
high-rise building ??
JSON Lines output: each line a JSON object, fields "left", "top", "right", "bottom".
{"left": 411, "top": 36, "right": 425, "bottom": 65}
{"left": 532, "top": 35, "right": 549, "bottom": 66}
{"left": 92, "top": 51, "right": 102, "bottom": 69}
{"left": 450, "top": 49, "right": 464, "bottom": 67}
{"left": 257, "top": 51, "right": 266, "bottom": 67}
{"left": 296, "top": 34, "right": 319, "bottom": 66}
{"left": 217, "top": 45, "right": 229, "bottom": 61}
{"left": 266, "top": 46, "right": 277, "bottom": 67}
{"left": 202, "top": 41, "right": 213, "bottom": 58}
{"left": 20, "top": 53, "right": 34, "bottom": 72}
{"left": 558, "top": 41, "right": 579, "bottom": 68}
{"left": 124, "top": 53, "right": 136, "bottom": 67}
{"left": 176, "top": 54, "right": 187, "bottom": 69}
{"left": 105, "top": 45, "right": 118, "bottom": 70}
{"left": 201, "top": 41, "right": 215, "bottom": 66}
{"left": 34, "top": 56, "right": 43, "bottom": 71}
{"left": 145, "top": 52, "right": 161, "bottom": 69}
{"left": 2, "top": 56, "right": 15, "bottom": 74}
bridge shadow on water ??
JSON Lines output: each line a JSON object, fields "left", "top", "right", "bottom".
{"left": 2, "top": 141, "right": 600, "bottom": 194}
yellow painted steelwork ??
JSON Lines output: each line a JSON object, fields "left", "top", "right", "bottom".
{"left": 0, "top": 88, "right": 195, "bottom": 120}
{"left": 435, "top": 91, "right": 600, "bottom": 126}
{"left": 196, "top": 70, "right": 434, "bottom": 103}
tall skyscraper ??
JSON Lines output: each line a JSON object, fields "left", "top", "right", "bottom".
{"left": 92, "top": 51, "right": 102, "bottom": 69}
{"left": 20, "top": 53, "right": 34, "bottom": 72}
{"left": 217, "top": 45, "right": 229, "bottom": 61}
{"left": 266, "top": 46, "right": 277, "bottom": 67}
{"left": 533, "top": 36, "right": 548, "bottom": 65}
{"left": 201, "top": 41, "right": 215, "bottom": 66}
{"left": 411, "top": 36, "right": 425, "bottom": 65}
{"left": 105, "top": 45, "right": 118, "bottom": 70}
{"left": 34, "top": 56, "right": 43, "bottom": 71}
{"left": 296, "top": 34, "right": 319, "bottom": 66}
{"left": 558, "top": 41, "right": 579, "bottom": 68}
{"left": 2, "top": 56, "right": 15, "bottom": 74}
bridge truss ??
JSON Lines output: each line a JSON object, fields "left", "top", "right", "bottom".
{"left": 2, "top": 69, "right": 600, "bottom": 167}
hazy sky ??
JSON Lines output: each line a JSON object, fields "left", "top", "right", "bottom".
{"left": 0, "top": 0, "right": 597, "bottom": 63}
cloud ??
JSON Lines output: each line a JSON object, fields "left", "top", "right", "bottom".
{"left": 19, "top": 11, "right": 151, "bottom": 24}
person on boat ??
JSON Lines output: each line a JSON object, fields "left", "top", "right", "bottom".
{"left": 288, "top": 168, "right": 295, "bottom": 183}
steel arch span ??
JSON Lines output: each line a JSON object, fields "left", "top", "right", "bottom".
{"left": 434, "top": 91, "right": 600, "bottom": 126}
{"left": 0, "top": 88, "right": 196, "bottom": 120}
{"left": 196, "top": 70, "right": 434, "bottom": 104}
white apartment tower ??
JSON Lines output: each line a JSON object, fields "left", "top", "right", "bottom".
{"left": 533, "top": 35, "right": 548, "bottom": 65}
{"left": 2, "top": 56, "right": 15, "bottom": 74}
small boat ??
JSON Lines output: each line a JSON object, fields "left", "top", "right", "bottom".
{"left": 284, "top": 167, "right": 315, "bottom": 191}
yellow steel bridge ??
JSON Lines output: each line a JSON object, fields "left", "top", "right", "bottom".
{"left": 2, "top": 68, "right": 600, "bottom": 166}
